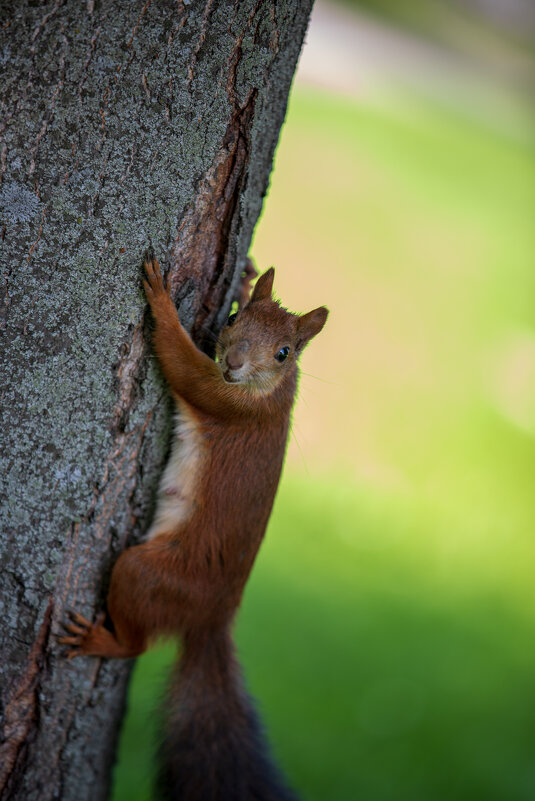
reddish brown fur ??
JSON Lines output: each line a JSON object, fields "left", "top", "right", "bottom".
{"left": 61, "top": 260, "right": 327, "bottom": 658}
{"left": 60, "top": 257, "right": 327, "bottom": 800}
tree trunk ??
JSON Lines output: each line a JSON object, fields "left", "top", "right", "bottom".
{"left": 0, "top": 2, "right": 313, "bottom": 799}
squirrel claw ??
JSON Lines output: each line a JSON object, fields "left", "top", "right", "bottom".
{"left": 58, "top": 610, "right": 105, "bottom": 658}
{"left": 67, "top": 609, "right": 91, "bottom": 625}
{"left": 143, "top": 255, "right": 160, "bottom": 275}
{"left": 61, "top": 621, "right": 86, "bottom": 636}
{"left": 58, "top": 635, "right": 83, "bottom": 646}
{"left": 143, "top": 254, "right": 168, "bottom": 299}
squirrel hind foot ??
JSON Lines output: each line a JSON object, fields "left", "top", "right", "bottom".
{"left": 58, "top": 610, "right": 144, "bottom": 660}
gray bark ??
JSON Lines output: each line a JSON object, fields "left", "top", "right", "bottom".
{"left": 0, "top": 1, "right": 313, "bottom": 799}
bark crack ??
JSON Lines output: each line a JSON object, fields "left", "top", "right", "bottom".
{"left": 169, "top": 2, "right": 264, "bottom": 352}
{"left": 186, "top": 0, "right": 215, "bottom": 92}
{"left": 126, "top": 0, "right": 152, "bottom": 50}
{"left": 0, "top": 600, "right": 53, "bottom": 799}
{"left": 30, "top": 0, "right": 64, "bottom": 52}
{"left": 169, "top": 83, "right": 257, "bottom": 354}
{"left": 26, "top": 205, "right": 47, "bottom": 266}
{"left": 110, "top": 321, "right": 147, "bottom": 436}
{"left": 28, "top": 31, "right": 68, "bottom": 177}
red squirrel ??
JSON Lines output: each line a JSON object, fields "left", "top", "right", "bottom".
{"left": 60, "top": 256, "right": 328, "bottom": 800}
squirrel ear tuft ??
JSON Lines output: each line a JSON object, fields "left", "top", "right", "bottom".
{"left": 296, "top": 306, "right": 329, "bottom": 353}
{"left": 250, "top": 268, "right": 275, "bottom": 303}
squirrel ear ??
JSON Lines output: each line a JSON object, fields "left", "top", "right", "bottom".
{"left": 250, "top": 268, "right": 275, "bottom": 303}
{"left": 296, "top": 306, "right": 329, "bottom": 353}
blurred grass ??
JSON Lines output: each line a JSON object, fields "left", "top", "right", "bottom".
{"left": 112, "top": 78, "right": 535, "bottom": 801}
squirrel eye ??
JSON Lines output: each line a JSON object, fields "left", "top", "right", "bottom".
{"left": 227, "top": 313, "right": 238, "bottom": 327}
{"left": 275, "top": 346, "right": 290, "bottom": 363}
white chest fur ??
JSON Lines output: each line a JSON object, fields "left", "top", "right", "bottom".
{"left": 146, "top": 401, "right": 205, "bottom": 539}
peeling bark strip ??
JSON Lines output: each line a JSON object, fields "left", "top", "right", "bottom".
{"left": 171, "top": 88, "right": 258, "bottom": 353}
{"left": 0, "top": 601, "right": 52, "bottom": 799}
{"left": 0, "top": 1, "right": 313, "bottom": 799}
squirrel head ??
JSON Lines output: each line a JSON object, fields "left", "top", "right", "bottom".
{"left": 216, "top": 268, "right": 328, "bottom": 393}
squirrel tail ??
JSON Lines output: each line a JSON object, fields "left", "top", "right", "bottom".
{"left": 157, "top": 626, "right": 299, "bottom": 801}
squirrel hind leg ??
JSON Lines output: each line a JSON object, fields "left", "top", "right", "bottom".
{"left": 59, "top": 611, "right": 145, "bottom": 660}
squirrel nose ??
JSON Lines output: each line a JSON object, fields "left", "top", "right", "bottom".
{"left": 226, "top": 341, "right": 249, "bottom": 370}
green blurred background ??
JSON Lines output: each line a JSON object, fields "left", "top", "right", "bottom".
{"left": 112, "top": 1, "right": 535, "bottom": 799}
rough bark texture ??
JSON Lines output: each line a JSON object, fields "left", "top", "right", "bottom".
{"left": 0, "top": 2, "right": 313, "bottom": 799}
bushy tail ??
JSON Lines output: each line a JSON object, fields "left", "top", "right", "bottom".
{"left": 157, "top": 627, "right": 299, "bottom": 801}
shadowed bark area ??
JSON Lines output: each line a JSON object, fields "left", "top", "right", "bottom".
{"left": 0, "top": 1, "right": 313, "bottom": 799}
